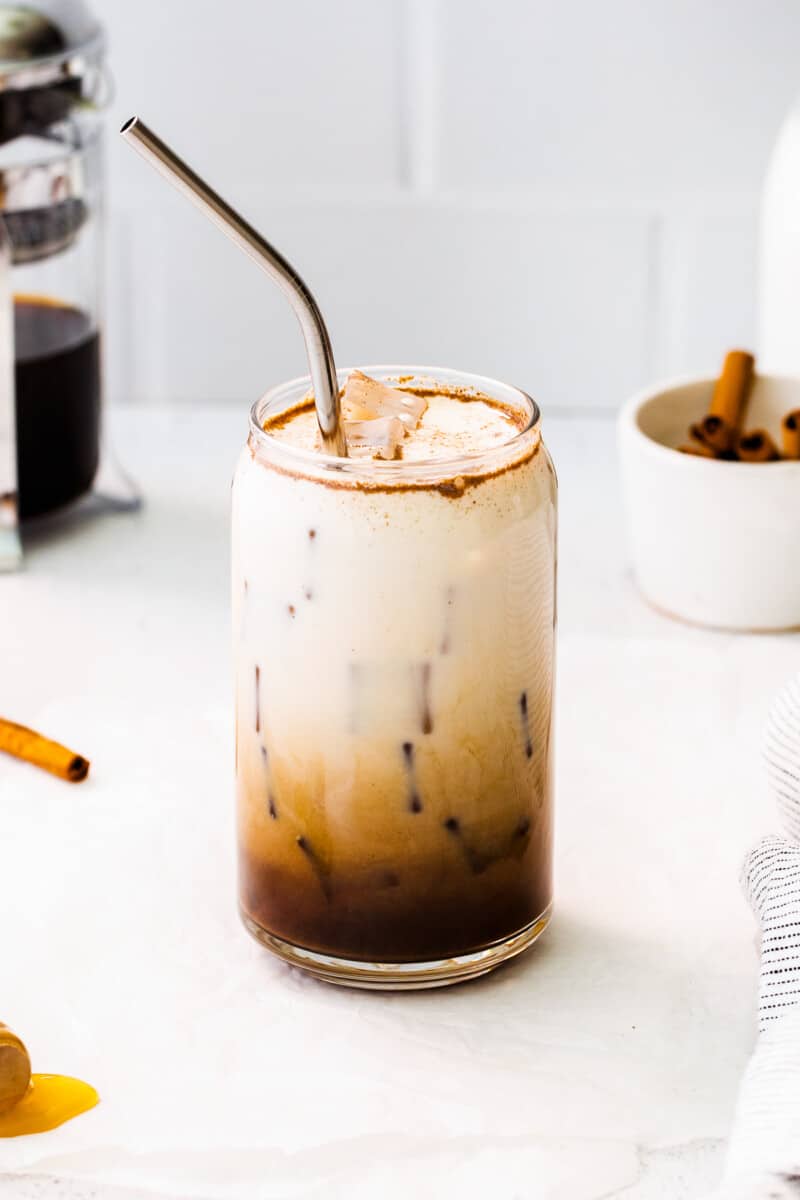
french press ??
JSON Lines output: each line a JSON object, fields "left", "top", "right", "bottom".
{"left": 0, "top": 0, "right": 124, "bottom": 566}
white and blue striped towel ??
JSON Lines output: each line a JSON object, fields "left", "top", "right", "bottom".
{"left": 708, "top": 676, "right": 800, "bottom": 1198}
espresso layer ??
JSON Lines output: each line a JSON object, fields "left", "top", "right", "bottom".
{"left": 240, "top": 849, "right": 551, "bottom": 961}
{"left": 237, "top": 713, "right": 553, "bottom": 960}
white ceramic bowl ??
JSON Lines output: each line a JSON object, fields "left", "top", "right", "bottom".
{"left": 618, "top": 373, "right": 800, "bottom": 631}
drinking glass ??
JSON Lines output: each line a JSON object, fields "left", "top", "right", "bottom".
{"left": 233, "top": 366, "right": 557, "bottom": 988}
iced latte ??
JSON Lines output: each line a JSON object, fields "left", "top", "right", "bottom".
{"left": 233, "top": 366, "right": 556, "bottom": 987}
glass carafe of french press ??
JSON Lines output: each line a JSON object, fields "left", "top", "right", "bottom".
{"left": 0, "top": 1, "right": 122, "bottom": 525}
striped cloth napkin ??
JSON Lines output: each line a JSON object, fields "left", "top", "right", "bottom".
{"left": 708, "top": 676, "right": 800, "bottom": 1198}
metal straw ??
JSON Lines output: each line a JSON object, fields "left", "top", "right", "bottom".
{"left": 120, "top": 116, "right": 346, "bottom": 456}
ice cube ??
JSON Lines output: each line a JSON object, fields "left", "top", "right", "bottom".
{"left": 343, "top": 416, "right": 405, "bottom": 460}
{"left": 342, "top": 370, "right": 427, "bottom": 431}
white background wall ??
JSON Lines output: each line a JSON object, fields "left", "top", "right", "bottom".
{"left": 100, "top": 0, "right": 800, "bottom": 411}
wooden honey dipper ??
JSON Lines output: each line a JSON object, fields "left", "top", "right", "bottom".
{"left": 0, "top": 1023, "right": 98, "bottom": 1136}
{"left": 0, "top": 1024, "right": 31, "bottom": 1114}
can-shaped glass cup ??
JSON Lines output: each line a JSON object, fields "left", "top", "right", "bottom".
{"left": 233, "top": 366, "right": 557, "bottom": 988}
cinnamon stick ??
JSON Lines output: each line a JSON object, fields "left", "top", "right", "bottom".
{"left": 679, "top": 441, "right": 717, "bottom": 458}
{"left": 709, "top": 349, "right": 755, "bottom": 431}
{"left": 682, "top": 349, "right": 756, "bottom": 460}
{"left": 689, "top": 415, "right": 734, "bottom": 455}
{"left": 782, "top": 410, "right": 800, "bottom": 460}
{"left": 0, "top": 719, "right": 90, "bottom": 782}
{"left": 736, "top": 430, "right": 780, "bottom": 463}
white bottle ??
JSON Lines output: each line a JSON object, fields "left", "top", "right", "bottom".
{"left": 759, "top": 98, "right": 800, "bottom": 371}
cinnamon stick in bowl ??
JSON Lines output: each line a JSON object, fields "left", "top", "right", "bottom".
{"left": 736, "top": 430, "right": 780, "bottom": 464}
{"left": 679, "top": 440, "right": 717, "bottom": 458}
{"left": 687, "top": 349, "right": 755, "bottom": 456}
{"left": 782, "top": 410, "right": 800, "bottom": 460}
{"left": 710, "top": 350, "right": 755, "bottom": 430}
{"left": 689, "top": 415, "right": 733, "bottom": 455}
{"left": 0, "top": 718, "right": 90, "bottom": 782}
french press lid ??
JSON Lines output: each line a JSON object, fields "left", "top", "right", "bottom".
{"left": 0, "top": 2, "right": 105, "bottom": 263}
{"left": 0, "top": 1, "right": 104, "bottom": 146}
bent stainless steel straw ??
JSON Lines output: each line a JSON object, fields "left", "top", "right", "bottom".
{"left": 120, "top": 116, "right": 346, "bottom": 457}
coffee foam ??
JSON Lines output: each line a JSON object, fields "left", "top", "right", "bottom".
{"left": 265, "top": 388, "right": 527, "bottom": 464}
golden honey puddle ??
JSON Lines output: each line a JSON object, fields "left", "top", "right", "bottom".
{"left": 0, "top": 1073, "right": 98, "bottom": 1136}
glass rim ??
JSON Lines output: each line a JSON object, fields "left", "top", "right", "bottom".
{"left": 248, "top": 364, "right": 541, "bottom": 484}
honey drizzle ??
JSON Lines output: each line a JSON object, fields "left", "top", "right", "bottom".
{"left": 0, "top": 1073, "right": 98, "bottom": 1137}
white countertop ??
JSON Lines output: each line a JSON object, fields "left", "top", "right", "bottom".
{"left": 1, "top": 405, "right": 797, "bottom": 1200}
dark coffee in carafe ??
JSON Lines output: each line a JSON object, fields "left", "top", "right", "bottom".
{"left": 14, "top": 297, "right": 100, "bottom": 519}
